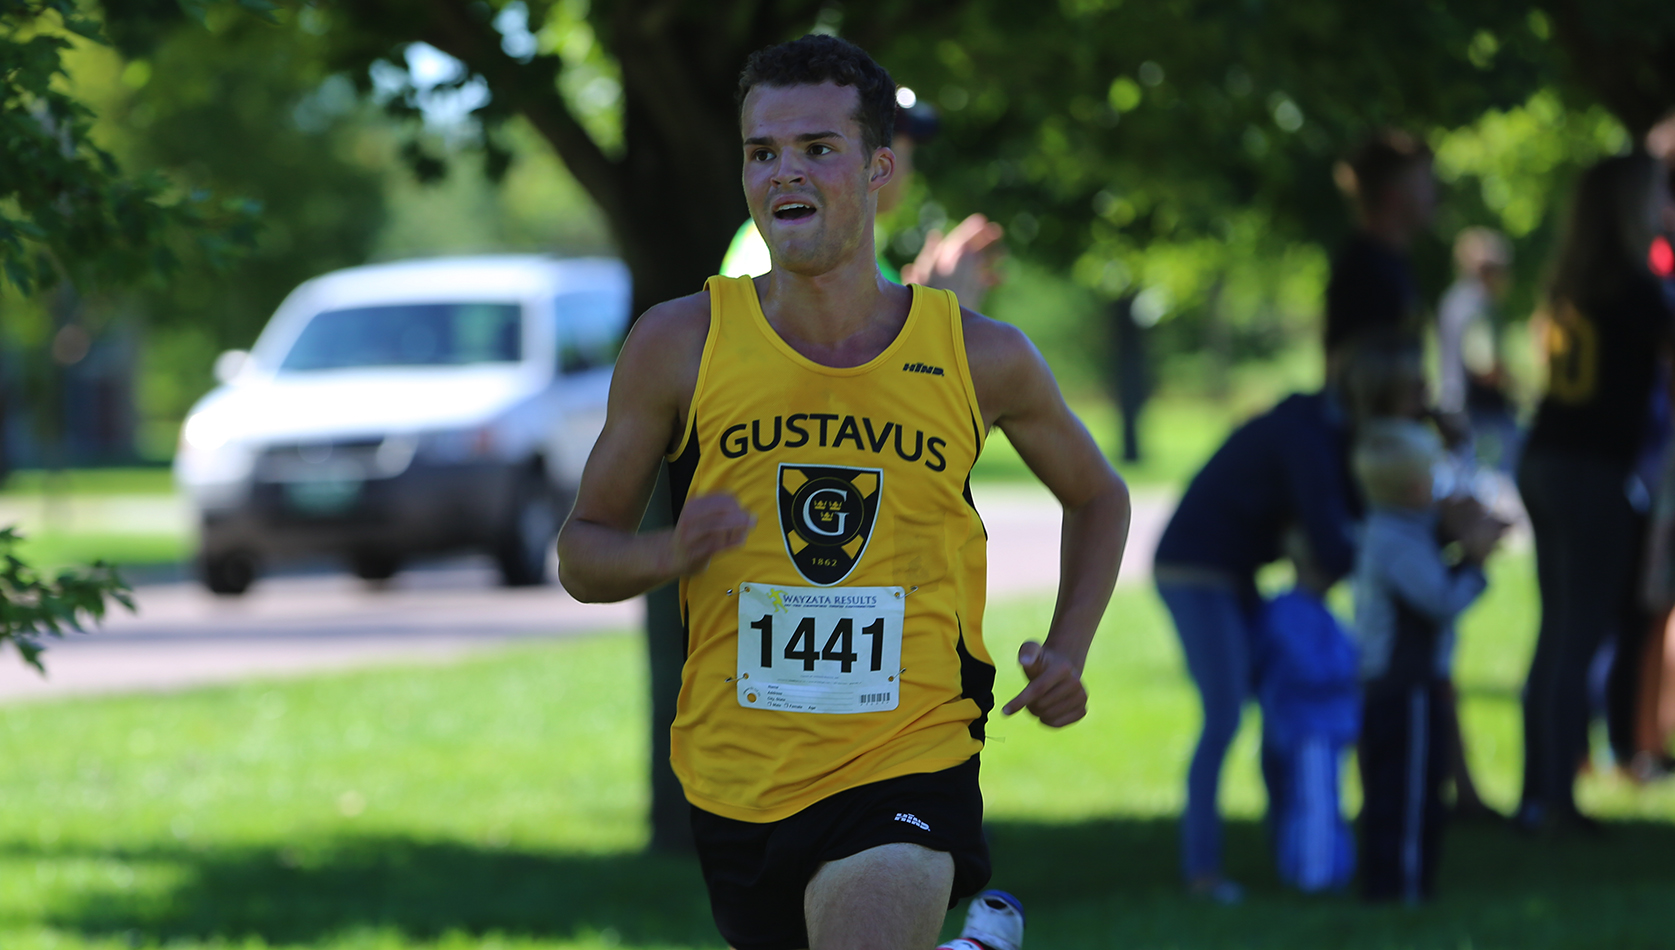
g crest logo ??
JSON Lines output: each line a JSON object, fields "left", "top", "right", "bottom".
{"left": 777, "top": 463, "right": 882, "bottom": 585}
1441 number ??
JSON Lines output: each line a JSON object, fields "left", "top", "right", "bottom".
{"left": 748, "top": 615, "right": 885, "bottom": 673}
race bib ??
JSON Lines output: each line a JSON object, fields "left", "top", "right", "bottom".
{"left": 736, "top": 582, "right": 906, "bottom": 714}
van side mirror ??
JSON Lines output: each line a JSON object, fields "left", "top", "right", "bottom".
{"left": 214, "top": 350, "right": 250, "bottom": 384}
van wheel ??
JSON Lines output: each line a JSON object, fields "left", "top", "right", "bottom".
{"left": 351, "top": 552, "right": 401, "bottom": 582}
{"left": 496, "top": 476, "right": 559, "bottom": 587}
{"left": 202, "top": 551, "right": 257, "bottom": 596}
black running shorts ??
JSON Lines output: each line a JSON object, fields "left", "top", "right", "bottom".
{"left": 690, "top": 756, "right": 991, "bottom": 950}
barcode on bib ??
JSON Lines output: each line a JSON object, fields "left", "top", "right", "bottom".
{"left": 860, "top": 692, "right": 891, "bottom": 705}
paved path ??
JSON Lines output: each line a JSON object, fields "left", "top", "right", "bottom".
{"left": 0, "top": 484, "right": 1173, "bottom": 703}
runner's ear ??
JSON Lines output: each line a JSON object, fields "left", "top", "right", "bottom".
{"left": 869, "top": 147, "right": 895, "bottom": 190}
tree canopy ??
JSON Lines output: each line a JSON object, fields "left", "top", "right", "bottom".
{"left": 306, "top": 1, "right": 1673, "bottom": 309}
{"left": 0, "top": 0, "right": 266, "bottom": 295}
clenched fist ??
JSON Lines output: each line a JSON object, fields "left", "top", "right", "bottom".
{"left": 668, "top": 493, "right": 756, "bottom": 576}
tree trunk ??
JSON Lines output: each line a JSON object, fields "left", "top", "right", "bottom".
{"left": 408, "top": 0, "right": 784, "bottom": 853}
{"left": 641, "top": 466, "right": 692, "bottom": 852}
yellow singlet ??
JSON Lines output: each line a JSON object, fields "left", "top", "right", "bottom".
{"left": 668, "top": 275, "right": 994, "bottom": 823}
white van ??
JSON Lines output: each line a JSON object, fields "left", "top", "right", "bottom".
{"left": 174, "top": 255, "right": 627, "bottom": 593}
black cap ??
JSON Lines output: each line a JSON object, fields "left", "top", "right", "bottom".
{"left": 895, "top": 101, "right": 940, "bottom": 144}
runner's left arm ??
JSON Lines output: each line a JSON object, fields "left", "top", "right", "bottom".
{"left": 964, "top": 311, "right": 1130, "bottom": 727}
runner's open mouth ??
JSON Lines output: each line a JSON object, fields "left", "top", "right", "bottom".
{"left": 774, "top": 203, "right": 817, "bottom": 221}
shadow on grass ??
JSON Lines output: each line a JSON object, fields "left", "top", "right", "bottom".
{"left": 22, "top": 816, "right": 1675, "bottom": 948}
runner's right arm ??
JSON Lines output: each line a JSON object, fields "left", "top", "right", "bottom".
{"left": 557, "top": 294, "right": 756, "bottom": 603}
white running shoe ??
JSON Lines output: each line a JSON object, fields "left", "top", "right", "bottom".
{"left": 936, "top": 890, "right": 1025, "bottom": 950}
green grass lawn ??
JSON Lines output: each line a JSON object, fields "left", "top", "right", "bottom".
{"left": 1, "top": 467, "right": 177, "bottom": 496}
{"left": 10, "top": 531, "right": 191, "bottom": 574}
{"left": 2, "top": 467, "right": 188, "bottom": 573}
{"left": 2, "top": 554, "right": 1671, "bottom": 949}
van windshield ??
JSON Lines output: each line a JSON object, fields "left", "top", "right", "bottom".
{"left": 280, "top": 303, "right": 523, "bottom": 371}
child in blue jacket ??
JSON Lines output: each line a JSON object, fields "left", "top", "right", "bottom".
{"left": 1257, "top": 532, "right": 1361, "bottom": 892}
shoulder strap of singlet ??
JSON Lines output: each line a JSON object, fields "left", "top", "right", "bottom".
{"left": 940, "top": 286, "right": 988, "bottom": 449}
{"left": 665, "top": 276, "right": 731, "bottom": 463}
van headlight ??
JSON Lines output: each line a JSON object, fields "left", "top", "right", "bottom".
{"left": 181, "top": 409, "right": 236, "bottom": 451}
{"left": 176, "top": 409, "right": 257, "bottom": 493}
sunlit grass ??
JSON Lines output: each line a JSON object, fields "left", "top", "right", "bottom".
{"left": 10, "top": 531, "right": 191, "bottom": 574}
{"left": 1, "top": 468, "right": 176, "bottom": 496}
{"left": 0, "top": 554, "right": 1670, "bottom": 948}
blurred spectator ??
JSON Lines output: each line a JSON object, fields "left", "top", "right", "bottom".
{"left": 1324, "top": 131, "right": 1436, "bottom": 377}
{"left": 1255, "top": 530, "right": 1359, "bottom": 893}
{"left": 722, "top": 96, "right": 1005, "bottom": 309}
{"left": 1607, "top": 352, "right": 1674, "bottom": 771}
{"left": 1649, "top": 110, "right": 1675, "bottom": 169}
{"left": 1438, "top": 228, "right": 1519, "bottom": 472}
{"left": 899, "top": 209, "right": 1006, "bottom": 308}
{"left": 1517, "top": 152, "right": 1675, "bottom": 834}
{"left": 1632, "top": 159, "right": 1675, "bottom": 783}
{"left": 1150, "top": 337, "right": 1428, "bottom": 901}
{"left": 1109, "top": 294, "right": 1151, "bottom": 463}
{"left": 1351, "top": 420, "right": 1504, "bottom": 903}
{"left": 1638, "top": 437, "right": 1675, "bottom": 782}
{"left": 1341, "top": 330, "right": 1500, "bottom": 818}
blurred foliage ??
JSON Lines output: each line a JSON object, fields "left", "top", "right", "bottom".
{"left": 1, "top": 2, "right": 622, "bottom": 461}
{"left": 0, "top": 0, "right": 257, "bottom": 655}
{"left": 871, "top": 1, "right": 1554, "bottom": 374}
{"left": 1434, "top": 90, "right": 1631, "bottom": 242}
{"left": 1429, "top": 88, "right": 1632, "bottom": 333}
{"left": 0, "top": 0, "right": 261, "bottom": 296}
{"left": 2, "top": 5, "right": 389, "bottom": 456}
{"left": 865, "top": 3, "right": 1655, "bottom": 393}
{"left": 0, "top": 525, "right": 132, "bottom": 671}
{"left": 74, "top": 8, "right": 387, "bottom": 345}
{"left": 372, "top": 119, "right": 611, "bottom": 261}
{"left": 879, "top": 1, "right": 1553, "bottom": 280}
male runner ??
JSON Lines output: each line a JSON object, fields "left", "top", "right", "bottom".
{"left": 557, "top": 34, "right": 1129, "bottom": 950}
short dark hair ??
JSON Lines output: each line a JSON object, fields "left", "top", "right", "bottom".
{"left": 1336, "top": 130, "right": 1433, "bottom": 208}
{"left": 737, "top": 34, "right": 897, "bottom": 155}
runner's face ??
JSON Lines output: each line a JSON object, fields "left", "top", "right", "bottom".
{"left": 740, "top": 82, "right": 892, "bottom": 275}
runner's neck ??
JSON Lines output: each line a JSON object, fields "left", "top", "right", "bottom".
{"left": 754, "top": 258, "right": 911, "bottom": 368}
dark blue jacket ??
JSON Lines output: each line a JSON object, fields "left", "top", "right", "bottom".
{"left": 1154, "top": 392, "right": 1361, "bottom": 591}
